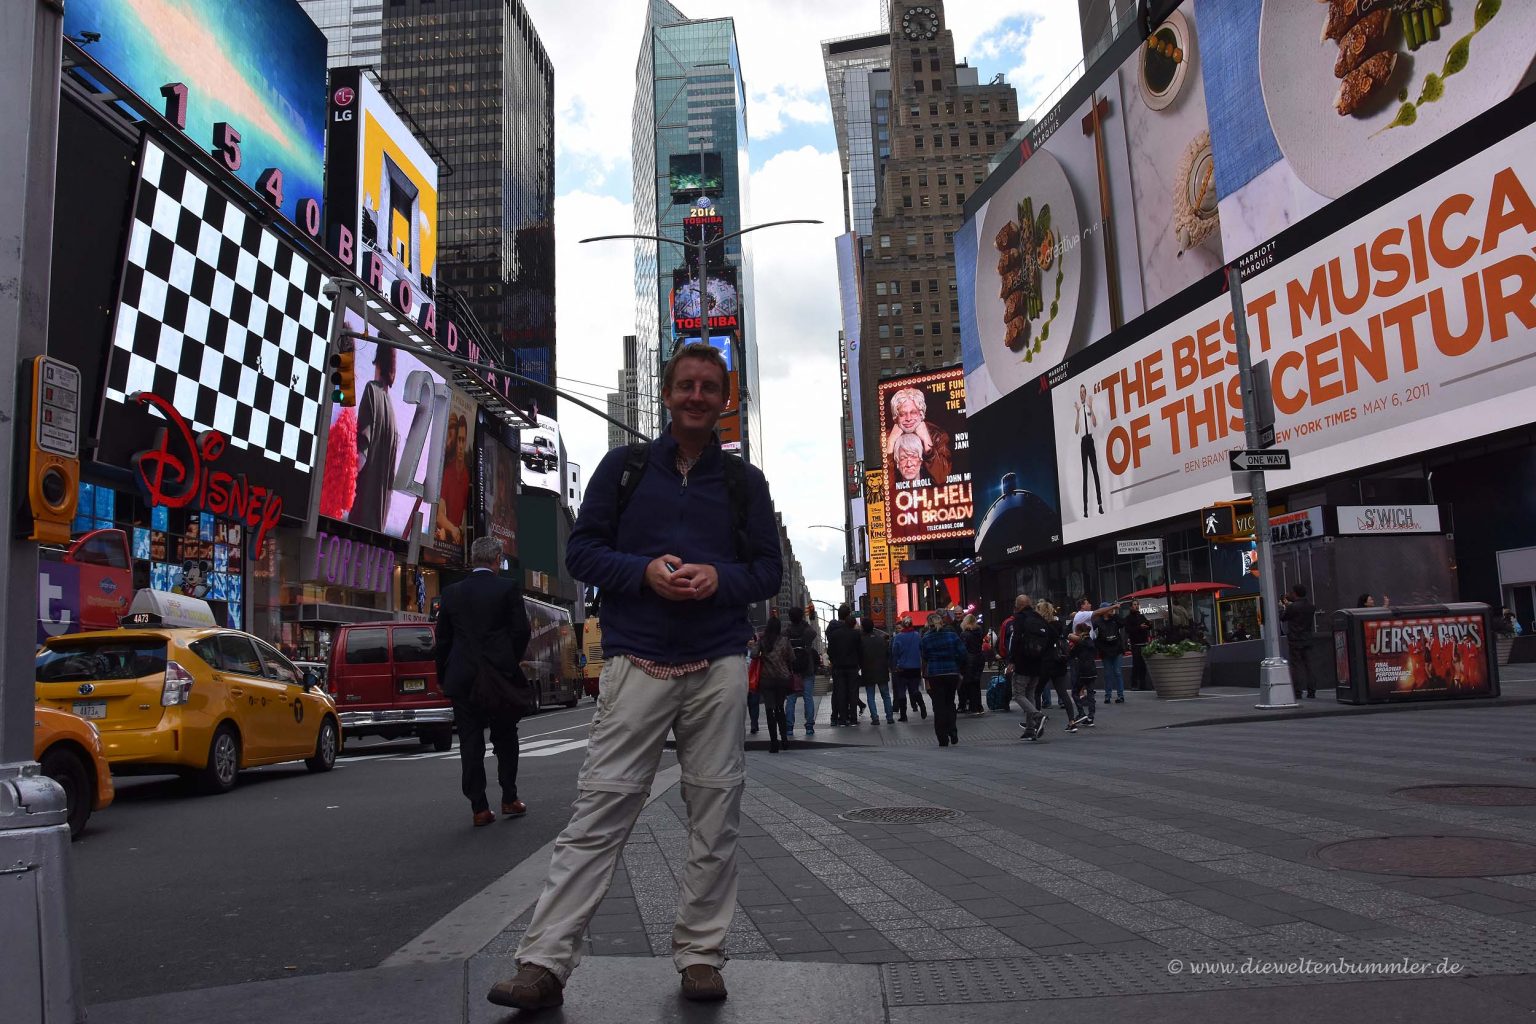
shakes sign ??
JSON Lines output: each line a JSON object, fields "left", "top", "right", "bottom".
{"left": 877, "top": 368, "right": 973, "bottom": 545}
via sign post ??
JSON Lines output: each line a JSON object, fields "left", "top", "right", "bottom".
{"left": 1229, "top": 449, "right": 1291, "bottom": 472}
{"left": 1116, "top": 538, "right": 1162, "bottom": 556}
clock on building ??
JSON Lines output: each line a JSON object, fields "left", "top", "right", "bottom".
{"left": 902, "top": 5, "right": 939, "bottom": 40}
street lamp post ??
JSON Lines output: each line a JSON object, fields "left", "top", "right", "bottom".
{"left": 579, "top": 219, "right": 821, "bottom": 455}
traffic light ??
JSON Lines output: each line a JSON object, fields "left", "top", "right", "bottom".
{"left": 23, "top": 356, "right": 81, "bottom": 544}
{"left": 329, "top": 339, "right": 356, "bottom": 406}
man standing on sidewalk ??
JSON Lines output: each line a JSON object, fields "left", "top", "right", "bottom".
{"left": 858, "top": 618, "right": 895, "bottom": 724}
{"left": 1006, "top": 594, "right": 1047, "bottom": 739}
{"left": 890, "top": 617, "right": 926, "bottom": 721}
{"left": 434, "top": 536, "right": 532, "bottom": 827}
{"left": 825, "top": 604, "right": 863, "bottom": 725}
{"left": 489, "top": 343, "right": 782, "bottom": 1010}
{"left": 1282, "top": 584, "right": 1318, "bottom": 698}
{"left": 782, "top": 606, "right": 820, "bottom": 736}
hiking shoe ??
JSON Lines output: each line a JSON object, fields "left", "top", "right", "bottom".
{"left": 487, "top": 963, "right": 564, "bottom": 1010}
{"left": 1116, "top": 696, "right": 1125, "bottom": 703}
{"left": 680, "top": 964, "right": 727, "bottom": 1001}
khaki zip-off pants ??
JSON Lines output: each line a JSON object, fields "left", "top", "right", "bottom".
{"left": 514, "top": 654, "right": 746, "bottom": 982}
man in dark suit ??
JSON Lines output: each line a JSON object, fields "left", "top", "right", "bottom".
{"left": 435, "top": 536, "right": 532, "bottom": 826}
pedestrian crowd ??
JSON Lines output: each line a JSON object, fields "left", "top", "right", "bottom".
{"left": 744, "top": 593, "right": 1157, "bottom": 747}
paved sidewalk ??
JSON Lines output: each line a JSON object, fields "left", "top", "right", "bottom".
{"left": 91, "top": 668, "right": 1536, "bottom": 1022}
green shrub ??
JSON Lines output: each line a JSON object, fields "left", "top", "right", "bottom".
{"left": 1142, "top": 639, "right": 1206, "bottom": 658}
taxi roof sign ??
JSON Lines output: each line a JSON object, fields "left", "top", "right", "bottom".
{"left": 122, "top": 589, "right": 218, "bottom": 629}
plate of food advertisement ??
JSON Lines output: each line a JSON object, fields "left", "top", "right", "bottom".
{"left": 1141, "top": 9, "right": 1191, "bottom": 111}
{"left": 1259, "top": 0, "right": 1535, "bottom": 200}
{"left": 975, "top": 147, "right": 1083, "bottom": 398}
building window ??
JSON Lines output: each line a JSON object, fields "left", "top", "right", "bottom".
{"left": 964, "top": 100, "right": 973, "bottom": 113}
{"left": 938, "top": 174, "right": 948, "bottom": 186}
{"left": 911, "top": 59, "right": 923, "bottom": 73}
{"left": 928, "top": 102, "right": 938, "bottom": 115}
{"left": 914, "top": 323, "right": 925, "bottom": 336}
{"left": 890, "top": 302, "right": 903, "bottom": 316}
{"left": 915, "top": 136, "right": 924, "bottom": 148}
{"left": 1000, "top": 99, "right": 1010, "bottom": 112}
{"left": 914, "top": 79, "right": 924, "bottom": 93}
{"left": 924, "top": 232, "right": 934, "bottom": 245}
{"left": 880, "top": 235, "right": 891, "bottom": 248}
{"left": 880, "top": 345, "right": 891, "bottom": 358}
{"left": 940, "top": 194, "right": 949, "bottom": 206}
{"left": 929, "top": 279, "right": 939, "bottom": 292}
{"left": 951, "top": 134, "right": 960, "bottom": 148}
{"left": 973, "top": 171, "right": 984, "bottom": 183}
{"left": 932, "top": 79, "right": 942, "bottom": 91}
{"left": 901, "top": 175, "right": 910, "bottom": 188}
{"left": 932, "top": 134, "right": 942, "bottom": 148}
{"left": 932, "top": 321, "right": 942, "bottom": 335}
{"left": 929, "top": 58, "right": 940, "bottom": 72}
{"left": 981, "top": 101, "right": 991, "bottom": 113}
{"left": 894, "top": 325, "right": 904, "bottom": 337}
{"left": 969, "top": 132, "right": 979, "bottom": 146}
{"left": 906, "top": 234, "right": 917, "bottom": 246}
{"left": 986, "top": 133, "right": 995, "bottom": 146}
{"left": 957, "top": 192, "right": 965, "bottom": 203}
{"left": 952, "top": 320, "right": 961, "bottom": 335}
{"left": 876, "top": 282, "right": 887, "bottom": 296}
{"left": 918, "top": 174, "right": 928, "bottom": 186}
{"left": 894, "top": 345, "right": 905, "bottom": 358}
{"left": 920, "top": 194, "right": 930, "bottom": 207}
{"left": 903, "top": 194, "right": 913, "bottom": 208}
{"left": 950, "top": 298, "right": 960, "bottom": 312}
{"left": 877, "top": 303, "right": 888, "bottom": 316}
{"left": 878, "top": 326, "right": 890, "bottom": 340}
{"left": 890, "top": 280, "right": 901, "bottom": 294}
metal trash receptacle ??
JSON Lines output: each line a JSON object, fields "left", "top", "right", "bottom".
{"left": 0, "top": 766, "right": 84, "bottom": 1024}
{"left": 1333, "top": 603, "right": 1500, "bottom": 706}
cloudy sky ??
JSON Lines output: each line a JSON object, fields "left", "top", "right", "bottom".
{"left": 524, "top": 0, "right": 1083, "bottom": 614}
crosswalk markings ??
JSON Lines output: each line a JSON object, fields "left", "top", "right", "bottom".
{"left": 341, "top": 734, "right": 590, "bottom": 764}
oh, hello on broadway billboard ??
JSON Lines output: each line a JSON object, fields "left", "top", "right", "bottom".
{"left": 877, "top": 367, "right": 973, "bottom": 545}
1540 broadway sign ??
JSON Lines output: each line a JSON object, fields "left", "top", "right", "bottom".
{"left": 130, "top": 392, "right": 283, "bottom": 555}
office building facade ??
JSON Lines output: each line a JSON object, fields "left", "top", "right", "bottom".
{"left": 380, "top": 0, "right": 556, "bottom": 418}
{"left": 607, "top": 334, "right": 644, "bottom": 450}
{"left": 297, "top": 0, "right": 383, "bottom": 67}
{"left": 633, "top": 0, "right": 760, "bottom": 462}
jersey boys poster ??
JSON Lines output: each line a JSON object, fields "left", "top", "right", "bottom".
{"left": 1360, "top": 614, "right": 1493, "bottom": 700}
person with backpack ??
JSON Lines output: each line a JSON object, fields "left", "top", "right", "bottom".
{"left": 1068, "top": 623, "right": 1098, "bottom": 727}
{"left": 782, "top": 606, "right": 820, "bottom": 736}
{"left": 494, "top": 343, "right": 781, "bottom": 1010}
{"left": 755, "top": 617, "right": 797, "bottom": 753}
{"left": 1004, "top": 595, "right": 1047, "bottom": 738}
{"left": 1126, "top": 599, "right": 1153, "bottom": 690}
{"left": 889, "top": 617, "right": 926, "bottom": 721}
{"left": 919, "top": 612, "right": 967, "bottom": 746}
{"left": 1094, "top": 602, "right": 1127, "bottom": 705}
{"left": 959, "top": 615, "right": 987, "bottom": 715}
{"left": 857, "top": 618, "right": 896, "bottom": 724}
{"left": 1029, "top": 600, "right": 1083, "bottom": 735}
{"left": 825, "top": 604, "right": 863, "bottom": 726}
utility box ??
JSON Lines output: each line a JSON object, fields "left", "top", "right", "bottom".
{"left": 1333, "top": 603, "right": 1500, "bottom": 706}
{"left": 0, "top": 767, "right": 83, "bottom": 1024}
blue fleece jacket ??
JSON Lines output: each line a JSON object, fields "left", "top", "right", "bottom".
{"left": 568, "top": 431, "right": 783, "bottom": 663}
{"left": 890, "top": 629, "right": 922, "bottom": 671}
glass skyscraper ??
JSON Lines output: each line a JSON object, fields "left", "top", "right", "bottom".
{"left": 633, "top": 0, "right": 759, "bottom": 461}
{"left": 380, "top": 0, "right": 556, "bottom": 418}
{"left": 297, "top": 0, "right": 383, "bottom": 68}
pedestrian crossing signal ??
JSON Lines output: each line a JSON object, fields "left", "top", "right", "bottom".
{"left": 329, "top": 346, "right": 355, "bottom": 407}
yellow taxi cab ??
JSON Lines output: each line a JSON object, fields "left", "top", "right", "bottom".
{"left": 34, "top": 705, "right": 114, "bottom": 839}
{"left": 34, "top": 591, "right": 341, "bottom": 795}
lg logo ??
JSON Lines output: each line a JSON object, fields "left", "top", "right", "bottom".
{"left": 333, "top": 86, "right": 355, "bottom": 106}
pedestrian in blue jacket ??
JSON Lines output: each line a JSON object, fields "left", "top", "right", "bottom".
{"left": 494, "top": 343, "right": 782, "bottom": 1011}
{"left": 889, "top": 618, "right": 926, "bottom": 721}
{"left": 919, "top": 612, "right": 967, "bottom": 747}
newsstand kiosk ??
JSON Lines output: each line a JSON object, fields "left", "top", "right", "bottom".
{"left": 1333, "top": 603, "right": 1501, "bottom": 705}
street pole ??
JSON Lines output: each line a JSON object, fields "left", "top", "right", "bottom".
{"left": 1, "top": 3, "right": 86, "bottom": 1022}
{"left": 1227, "top": 265, "right": 1297, "bottom": 709}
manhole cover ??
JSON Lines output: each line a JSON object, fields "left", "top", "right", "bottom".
{"left": 1316, "top": 835, "right": 1536, "bottom": 877}
{"left": 839, "top": 805, "right": 963, "bottom": 824}
{"left": 1397, "top": 785, "right": 1536, "bottom": 806}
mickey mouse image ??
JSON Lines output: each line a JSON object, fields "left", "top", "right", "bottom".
{"left": 178, "top": 558, "right": 212, "bottom": 599}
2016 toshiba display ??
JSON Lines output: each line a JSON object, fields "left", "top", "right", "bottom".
{"left": 877, "top": 368, "right": 973, "bottom": 545}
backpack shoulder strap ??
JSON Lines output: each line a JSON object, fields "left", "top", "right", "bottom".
{"left": 721, "top": 452, "right": 751, "bottom": 562}
{"left": 615, "top": 442, "right": 651, "bottom": 518}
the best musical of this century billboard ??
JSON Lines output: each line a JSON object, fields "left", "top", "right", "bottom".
{"left": 877, "top": 367, "right": 973, "bottom": 545}
{"left": 960, "top": 0, "right": 1536, "bottom": 562}
{"left": 64, "top": 0, "right": 328, "bottom": 233}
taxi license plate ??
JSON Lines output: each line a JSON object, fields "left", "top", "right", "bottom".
{"left": 72, "top": 701, "right": 107, "bottom": 720}
{"left": 401, "top": 678, "right": 426, "bottom": 693}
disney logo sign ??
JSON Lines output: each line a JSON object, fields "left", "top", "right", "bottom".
{"left": 129, "top": 392, "right": 284, "bottom": 555}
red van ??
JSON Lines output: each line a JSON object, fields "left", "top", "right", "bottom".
{"left": 326, "top": 622, "right": 455, "bottom": 750}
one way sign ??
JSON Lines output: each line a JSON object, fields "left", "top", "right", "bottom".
{"left": 1229, "top": 449, "right": 1291, "bottom": 472}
